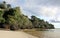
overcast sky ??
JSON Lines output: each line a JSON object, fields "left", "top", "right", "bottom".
{"left": 1, "top": 0, "right": 60, "bottom": 28}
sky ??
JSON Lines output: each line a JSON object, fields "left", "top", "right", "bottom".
{"left": 0, "top": 0, "right": 60, "bottom": 28}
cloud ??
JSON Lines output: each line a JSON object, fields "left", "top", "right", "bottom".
{"left": 2, "top": 0, "right": 16, "bottom": 3}
{"left": 1, "top": 0, "right": 60, "bottom": 28}
{"left": 34, "top": 0, "right": 60, "bottom": 6}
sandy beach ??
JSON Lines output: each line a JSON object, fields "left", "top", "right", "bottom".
{"left": 0, "top": 30, "right": 38, "bottom": 38}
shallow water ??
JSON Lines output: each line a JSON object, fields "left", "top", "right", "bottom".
{"left": 39, "top": 28, "right": 60, "bottom": 38}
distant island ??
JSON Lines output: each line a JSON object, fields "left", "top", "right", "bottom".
{"left": 0, "top": 1, "right": 54, "bottom": 30}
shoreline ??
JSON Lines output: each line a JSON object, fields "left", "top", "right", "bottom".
{"left": 0, "top": 30, "right": 38, "bottom": 38}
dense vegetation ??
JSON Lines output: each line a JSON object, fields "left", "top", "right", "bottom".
{"left": 0, "top": 1, "right": 54, "bottom": 30}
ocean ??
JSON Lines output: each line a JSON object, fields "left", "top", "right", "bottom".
{"left": 39, "top": 28, "right": 60, "bottom": 38}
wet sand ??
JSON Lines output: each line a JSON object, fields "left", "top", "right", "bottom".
{"left": 0, "top": 30, "right": 38, "bottom": 38}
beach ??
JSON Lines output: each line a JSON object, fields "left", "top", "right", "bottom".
{"left": 0, "top": 30, "right": 38, "bottom": 38}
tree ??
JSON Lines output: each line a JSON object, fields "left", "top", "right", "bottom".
{"left": 3, "top": 1, "right": 6, "bottom": 4}
{"left": 0, "top": 1, "right": 55, "bottom": 30}
{"left": 0, "top": 10, "right": 5, "bottom": 23}
{"left": 7, "top": 4, "right": 11, "bottom": 8}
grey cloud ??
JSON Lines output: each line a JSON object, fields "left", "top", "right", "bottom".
{"left": 23, "top": 8, "right": 41, "bottom": 17}
{"left": 50, "top": 20, "right": 60, "bottom": 23}
{"left": 35, "top": 0, "right": 60, "bottom": 6}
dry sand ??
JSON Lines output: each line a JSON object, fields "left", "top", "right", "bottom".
{"left": 0, "top": 30, "right": 38, "bottom": 38}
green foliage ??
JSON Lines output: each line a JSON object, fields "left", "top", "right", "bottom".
{"left": 31, "top": 16, "right": 54, "bottom": 29}
{"left": 0, "top": 1, "right": 7, "bottom": 9}
{"left": 21, "top": 15, "right": 33, "bottom": 29}
{"left": 0, "top": 1, "right": 54, "bottom": 30}
{"left": 7, "top": 4, "right": 11, "bottom": 8}
{"left": 0, "top": 10, "right": 5, "bottom": 23}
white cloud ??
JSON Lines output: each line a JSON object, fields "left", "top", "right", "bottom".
{"left": 40, "top": 6, "right": 57, "bottom": 16}
{"left": 2, "top": 0, "right": 60, "bottom": 28}
{"left": 2, "top": 0, "right": 16, "bottom": 4}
